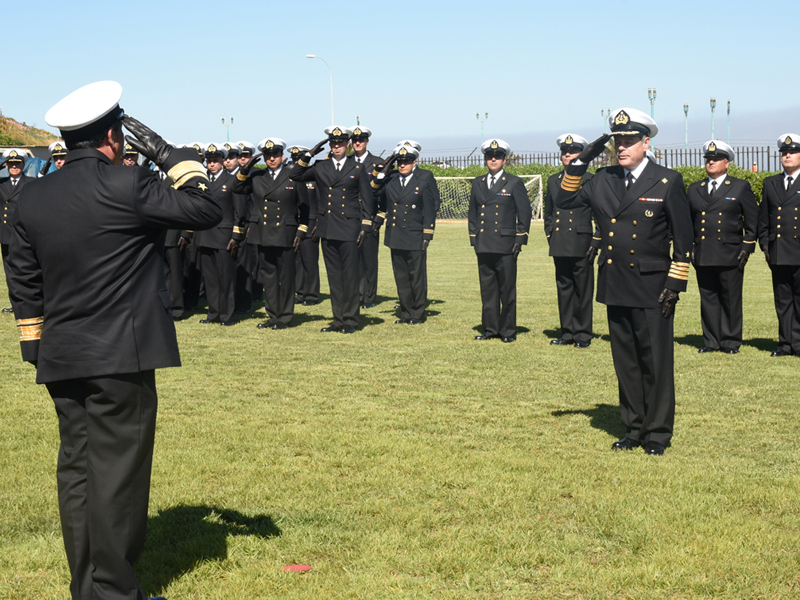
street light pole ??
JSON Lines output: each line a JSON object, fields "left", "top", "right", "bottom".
{"left": 648, "top": 88, "right": 657, "bottom": 119}
{"left": 727, "top": 100, "right": 731, "bottom": 146}
{"left": 306, "top": 54, "right": 334, "bottom": 125}
{"left": 683, "top": 104, "right": 689, "bottom": 151}
{"left": 476, "top": 112, "right": 488, "bottom": 144}
{"left": 221, "top": 117, "right": 234, "bottom": 142}
{"left": 710, "top": 97, "right": 717, "bottom": 139}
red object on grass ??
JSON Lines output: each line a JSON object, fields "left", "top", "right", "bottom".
{"left": 283, "top": 565, "right": 312, "bottom": 573}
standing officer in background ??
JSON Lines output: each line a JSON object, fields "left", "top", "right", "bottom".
{"left": 39, "top": 141, "right": 69, "bottom": 177}
{"left": 688, "top": 140, "right": 758, "bottom": 354}
{"left": 372, "top": 145, "right": 436, "bottom": 324}
{"left": 122, "top": 143, "right": 139, "bottom": 166}
{"left": 235, "top": 138, "right": 309, "bottom": 329}
{"left": 7, "top": 81, "right": 221, "bottom": 600}
{"left": 349, "top": 126, "right": 382, "bottom": 309}
{"left": 544, "top": 133, "right": 595, "bottom": 348}
{"left": 237, "top": 141, "right": 256, "bottom": 169}
{"left": 223, "top": 142, "right": 241, "bottom": 175}
{"left": 558, "top": 108, "right": 692, "bottom": 455}
{"left": 290, "top": 145, "right": 321, "bottom": 306}
{"left": 196, "top": 143, "right": 244, "bottom": 326}
{"left": 1, "top": 149, "right": 33, "bottom": 312}
{"left": 468, "top": 139, "right": 532, "bottom": 343}
{"left": 290, "top": 126, "right": 375, "bottom": 333}
{"left": 758, "top": 133, "right": 800, "bottom": 356}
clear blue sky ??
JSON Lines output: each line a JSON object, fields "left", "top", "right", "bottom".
{"left": 5, "top": 0, "right": 795, "bottom": 156}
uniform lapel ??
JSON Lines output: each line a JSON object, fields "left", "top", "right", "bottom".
{"left": 704, "top": 176, "right": 729, "bottom": 211}
{"left": 601, "top": 166, "right": 625, "bottom": 211}
{"left": 782, "top": 173, "right": 800, "bottom": 204}
{"left": 263, "top": 169, "right": 285, "bottom": 194}
{"left": 332, "top": 157, "right": 356, "bottom": 186}
{"left": 615, "top": 160, "right": 657, "bottom": 216}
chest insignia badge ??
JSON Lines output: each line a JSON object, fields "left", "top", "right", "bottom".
{"left": 662, "top": 178, "right": 668, "bottom": 184}
{"left": 645, "top": 210, "right": 654, "bottom": 217}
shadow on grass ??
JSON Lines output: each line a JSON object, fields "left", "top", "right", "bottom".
{"left": 674, "top": 334, "right": 704, "bottom": 349}
{"left": 743, "top": 337, "right": 777, "bottom": 353}
{"left": 137, "top": 505, "right": 280, "bottom": 595}
{"left": 290, "top": 312, "right": 328, "bottom": 327}
{"left": 551, "top": 403, "right": 624, "bottom": 438}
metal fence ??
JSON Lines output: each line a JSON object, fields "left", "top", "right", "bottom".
{"left": 424, "top": 146, "right": 782, "bottom": 172}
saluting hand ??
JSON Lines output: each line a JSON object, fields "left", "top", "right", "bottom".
{"left": 379, "top": 154, "right": 398, "bottom": 175}
{"left": 240, "top": 153, "right": 262, "bottom": 177}
{"left": 576, "top": 134, "right": 611, "bottom": 165}
{"left": 309, "top": 139, "right": 328, "bottom": 157}
{"left": 122, "top": 115, "right": 173, "bottom": 168}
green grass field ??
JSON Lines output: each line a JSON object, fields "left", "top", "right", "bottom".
{"left": 1, "top": 222, "right": 799, "bottom": 599}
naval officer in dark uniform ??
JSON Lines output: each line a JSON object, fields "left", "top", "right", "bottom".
{"left": 544, "top": 133, "right": 595, "bottom": 347}
{"left": 289, "top": 145, "right": 322, "bottom": 306}
{"left": 290, "top": 126, "right": 375, "bottom": 333}
{"left": 468, "top": 139, "right": 532, "bottom": 342}
{"left": 350, "top": 126, "right": 382, "bottom": 309}
{"left": 7, "top": 81, "right": 221, "bottom": 600}
{"left": 371, "top": 144, "right": 436, "bottom": 324}
{"left": 235, "top": 137, "right": 309, "bottom": 329}
{"left": 558, "top": 108, "right": 692, "bottom": 455}
{"left": 1, "top": 148, "right": 33, "bottom": 312}
{"left": 688, "top": 140, "right": 758, "bottom": 354}
{"left": 758, "top": 133, "right": 800, "bottom": 356}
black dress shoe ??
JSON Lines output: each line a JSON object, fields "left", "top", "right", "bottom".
{"left": 474, "top": 334, "right": 497, "bottom": 340}
{"left": 256, "top": 321, "right": 273, "bottom": 329}
{"left": 611, "top": 437, "right": 641, "bottom": 450}
{"left": 698, "top": 347, "right": 718, "bottom": 353}
{"left": 272, "top": 322, "right": 288, "bottom": 330}
{"left": 502, "top": 336, "right": 515, "bottom": 343}
{"left": 394, "top": 304, "right": 401, "bottom": 310}
{"left": 199, "top": 318, "right": 218, "bottom": 324}
{"left": 321, "top": 325, "right": 339, "bottom": 332}
{"left": 302, "top": 300, "right": 317, "bottom": 306}
{"left": 220, "top": 321, "right": 236, "bottom": 326}
{"left": 723, "top": 348, "right": 739, "bottom": 354}
{"left": 340, "top": 326, "right": 356, "bottom": 334}
{"left": 361, "top": 303, "right": 375, "bottom": 309}
{"left": 574, "top": 341, "right": 590, "bottom": 348}
{"left": 294, "top": 297, "right": 303, "bottom": 304}
{"left": 2, "top": 307, "right": 12, "bottom": 313}
{"left": 550, "top": 338, "right": 571, "bottom": 345}
{"left": 644, "top": 441, "right": 666, "bottom": 455}
{"left": 408, "top": 319, "right": 424, "bottom": 325}
{"left": 395, "top": 318, "right": 410, "bottom": 324}
{"left": 771, "top": 349, "right": 792, "bottom": 357}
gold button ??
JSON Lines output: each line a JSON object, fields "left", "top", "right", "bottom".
{"left": 480, "top": 229, "right": 484, "bottom": 232}
{"left": 632, "top": 234, "right": 637, "bottom": 239}
{"left": 608, "top": 245, "right": 613, "bottom": 250}
{"left": 778, "top": 234, "right": 781, "bottom": 238}
{"left": 778, "top": 225, "right": 781, "bottom": 228}
{"left": 630, "top": 250, "right": 635, "bottom": 254}
{"left": 702, "top": 236, "right": 705, "bottom": 239}
{"left": 633, "top": 221, "right": 637, "bottom": 225}
{"left": 570, "top": 211, "right": 573, "bottom": 215}
{"left": 630, "top": 263, "right": 635, "bottom": 268}
{"left": 778, "top": 216, "right": 781, "bottom": 220}
{"left": 701, "top": 228, "right": 705, "bottom": 232}
{"left": 719, "top": 212, "right": 722, "bottom": 216}
{"left": 556, "top": 211, "right": 560, "bottom": 215}
{"left": 569, "top": 219, "right": 573, "bottom": 223}
{"left": 481, "top": 213, "right": 484, "bottom": 216}
{"left": 718, "top": 238, "right": 721, "bottom": 241}
{"left": 607, "top": 259, "right": 613, "bottom": 264}
{"left": 778, "top": 207, "right": 782, "bottom": 211}
{"left": 701, "top": 220, "right": 705, "bottom": 223}
{"left": 556, "top": 219, "right": 560, "bottom": 223}
{"left": 609, "top": 232, "right": 614, "bottom": 237}
{"left": 611, "top": 218, "right": 616, "bottom": 223}
{"left": 702, "top": 211, "right": 706, "bottom": 215}
{"left": 556, "top": 227, "right": 559, "bottom": 231}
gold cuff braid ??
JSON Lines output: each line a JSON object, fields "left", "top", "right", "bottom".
{"left": 237, "top": 171, "right": 247, "bottom": 182}
{"left": 298, "top": 224, "right": 309, "bottom": 233}
{"left": 168, "top": 161, "right": 209, "bottom": 189}
{"left": 17, "top": 316, "right": 43, "bottom": 341}
{"left": 668, "top": 261, "right": 690, "bottom": 281}
{"left": 561, "top": 173, "right": 583, "bottom": 191}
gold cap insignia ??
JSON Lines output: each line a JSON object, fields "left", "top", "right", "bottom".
{"left": 208, "top": 144, "right": 217, "bottom": 152}
{"left": 565, "top": 135, "right": 573, "bottom": 145}
{"left": 290, "top": 147, "right": 298, "bottom": 153}
{"left": 224, "top": 143, "right": 231, "bottom": 150}
{"left": 786, "top": 136, "right": 793, "bottom": 146}
{"left": 398, "top": 148, "right": 408, "bottom": 156}
{"left": 193, "top": 144, "right": 201, "bottom": 151}
{"left": 614, "top": 110, "right": 630, "bottom": 126}
{"left": 9, "top": 150, "right": 17, "bottom": 158}
{"left": 124, "top": 144, "right": 132, "bottom": 151}
{"left": 645, "top": 210, "right": 654, "bottom": 217}
{"left": 708, "top": 142, "right": 717, "bottom": 152}
{"left": 238, "top": 142, "right": 245, "bottom": 149}
{"left": 55, "top": 144, "right": 63, "bottom": 151}
{"left": 265, "top": 140, "right": 274, "bottom": 149}
{"left": 332, "top": 127, "right": 342, "bottom": 136}
{"left": 353, "top": 127, "right": 362, "bottom": 135}
{"left": 404, "top": 141, "right": 412, "bottom": 146}
{"left": 490, "top": 141, "right": 498, "bottom": 149}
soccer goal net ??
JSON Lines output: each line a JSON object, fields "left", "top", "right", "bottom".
{"left": 435, "top": 175, "right": 543, "bottom": 221}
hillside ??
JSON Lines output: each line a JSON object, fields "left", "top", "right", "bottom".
{"left": 0, "top": 114, "right": 59, "bottom": 146}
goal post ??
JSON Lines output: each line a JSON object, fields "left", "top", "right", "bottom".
{"left": 434, "top": 175, "right": 543, "bottom": 221}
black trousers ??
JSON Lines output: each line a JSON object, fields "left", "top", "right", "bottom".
{"left": 696, "top": 265, "right": 744, "bottom": 351}
{"left": 163, "top": 246, "right": 184, "bottom": 318}
{"left": 295, "top": 236, "right": 320, "bottom": 303}
{"left": 46, "top": 371, "right": 158, "bottom": 600}
{"left": 182, "top": 238, "right": 202, "bottom": 311}
{"left": 321, "top": 239, "right": 360, "bottom": 329}
{"left": 553, "top": 255, "right": 594, "bottom": 343}
{"left": 391, "top": 248, "right": 426, "bottom": 321}
{"left": 359, "top": 228, "right": 380, "bottom": 305}
{"left": 607, "top": 305, "right": 675, "bottom": 446}
{"left": 477, "top": 252, "right": 517, "bottom": 338}
{"left": 235, "top": 242, "right": 259, "bottom": 311}
{"left": 257, "top": 245, "right": 296, "bottom": 326}
{"left": 199, "top": 246, "right": 236, "bottom": 323}
{"left": 1, "top": 243, "right": 11, "bottom": 307}
{"left": 770, "top": 264, "right": 800, "bottom": 354}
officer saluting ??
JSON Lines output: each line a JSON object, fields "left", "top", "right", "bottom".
{"left": 1, "top": 148, "right": 33, "bottom": 312}
{"left": 688, "top": 140, "right": 758, "bottom": 354}
{"left": 468, "top": 139, "right": 532, "bottom": 342}
{"left": 7, "top": 80, "right": 221, "bottom": 600}
{"left": 544, "top": 133, "right": 595, "bottom": 348}
{"left": 39, "top": 141, "right": 69, "bottom": 177}
{"left": 122, "top": 142, "right": 139, "bottom": 166}
{"left": 290, "top": 126, "right": 375, "bottom": 333}
{"left": 558, "top": 108, "right": 692, "bottom": 455}
{"left": 758, "top": 133, "right": 800, "bottom": 356}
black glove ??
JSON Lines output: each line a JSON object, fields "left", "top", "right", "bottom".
{"left": 309, "top": 139, "right": 328, "bottom": 157}
{"left": 762, "top": 245, "right": 770, "bottom": 264}
{"left": 311, "top": 226, "right": 318, "bottom": 242}
{"left": 423, "top": 239, "right": 430, "bottom": 251}
{"left": 379, "top": 155, "right": 398, "bottom": 175}
{"left": 566, "top": 134, "right": 610, "bottom": 177}
{"left": 371, "top": 221, "right": 382, "bottom": 236}
{"left": 357, "top": 231, "right": 367, "bottom": 249}
{"left": 658, "top": 288, "right": 679, "bottom": 318}
{"left": 293, "top": 236, "right": 302, "bottom": 252}
{"left": 512, "top": 243, "right": 522, "bottom": 258}
{"left": 226, "top": 239, "right": 238, "bottom": 258}
{"left": 122, "top": 115, "right": 173, "bottom": 168}
{"left": 38, "top": 158, "right": 52, "bottom": 177}
{"left": 737, "top": 250, "right": 749, "bottom": 272}
{"left": 178, "top": 236, "right": 189, "bottom": 252}
{"left": 585, "top": 246, "right": 598, "bottom": 262}
{"left": 239, "top": 153, "right": 262, "bottom": 177}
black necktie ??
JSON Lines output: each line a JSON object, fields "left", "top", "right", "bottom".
{"left": 710, "top": 180, "right": 717, "bottom": 196}
{"left": 489, "top": 176, "right": 495, "bottom": 189}
{"left": 209, "top": 174, "right": 215, "bottom": 183}
{"left": 625, "top": 173, "right": 634, "bottom": 190}
{"left": 787, "top": 176, "right": 794, "bottom": 190}
{"left": 401, "top": 177, "right": 406, "bottom": 187}
{"left": 336, "top": 162, "right": 341, "bottom": 171}
{"left": 271, "top": 171, "right": 276, "bottom": 180}
{"left": 12, "top": 180, "right": 17, "bottom": 187}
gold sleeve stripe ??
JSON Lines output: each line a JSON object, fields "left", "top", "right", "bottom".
{"left": 297, "top": 224, "right": 309, "bottom": 233}
{"left": 236, "top": 172, "right": 247, "bottom": 182}
{"left": 377, "top": 211, "right": 387, "bottom": 219}
{"left": 16, "top": 316, "right": 43, "bottom": 341}
{"left": 561, "top": 173, "right": 584, "bottom": 191}
{"left": 423, "top": 229, "right": 434, "bottom": 234}
{"left": 362, "top": 219, "right": 372, "bottom": 225}
{"left": 297, "top": 159, "right": 309, "bottom": 168}
{"left": 469, "top": 234, "right": 476, "bottom": 237}
{"left": 167, "top": 161, "right": 209, "bottom": 189}
{"left": 370, "top": 181, "right": 380, "bottom": 189}
{"left": 232, "top": 226, "right": 245, "bottom": 234}
{"left": 668, "top": 261, "right": 690, "bottom": 280}
{"left": 372, "top": 169, "right": 380, "bottom": 177}
{"left": 516, "top": 232, "right": 528, "bottom": 236}
{"left": 743, "top": 240, "right": 756, "bottom": 244}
